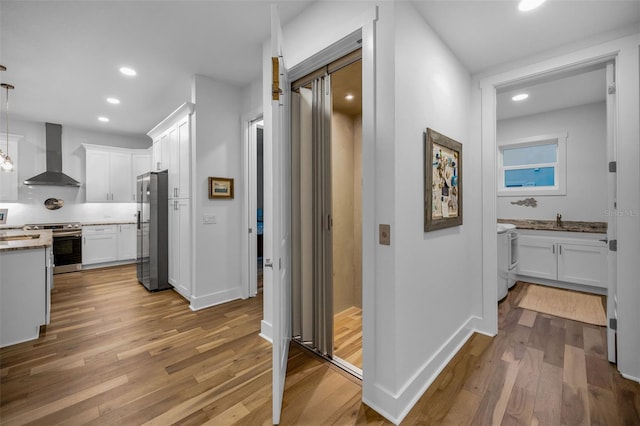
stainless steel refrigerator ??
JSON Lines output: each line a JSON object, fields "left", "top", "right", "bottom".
{"left": 137, "top": 171, "right": 171, "bottom": 291}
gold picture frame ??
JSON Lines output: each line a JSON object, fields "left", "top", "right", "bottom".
{"left": 208, "top": 177, "right": 234, "bottom": 199}
{"left": 424, "top": 128, "right": 462, "bottom": 232}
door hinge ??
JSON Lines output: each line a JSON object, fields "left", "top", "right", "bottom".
{"left": 272, "top": 57, "right": 281, "bottom": 101}
{"left": 610, "top": 318, "right": 617, "bottom": 330}
{"left": 609, "top": 161, "right": 616, "bottom": 173}
{"left": 608, "top": 83, "right": 616, "bottom": 94}
{"left": 609, "top": 240, "right": 617, "bottom": 251}
{"left": 249, "top": 228, "right": 253, "bottom": 234}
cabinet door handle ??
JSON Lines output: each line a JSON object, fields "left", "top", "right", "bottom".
{"left": 559, "top": 245, "right": 562, "bottom": 255}
{"left": 552, "top": 245, "right": 555, "bottom": 254}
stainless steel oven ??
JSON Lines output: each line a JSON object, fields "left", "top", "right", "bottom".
{"left": 23, "top": 223, "right": 83, "bottom": 274}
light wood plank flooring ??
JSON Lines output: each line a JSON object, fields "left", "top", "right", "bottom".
{"left": 2, "top": 267, "right": 639, "bottom": 425}
{"left": 334, "top": 306, "right": 363, "bottom": 369}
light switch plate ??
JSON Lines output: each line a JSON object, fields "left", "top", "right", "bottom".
{"left": 379, "top": 224, "right": 390, "bottom": 245}
{"left": 203, "top": 214, "right": 216, "bottom": 224}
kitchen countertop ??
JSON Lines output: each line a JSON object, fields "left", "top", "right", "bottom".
{"left": 498, "top": 218, "right": 607, "bottom": 233}
{"left": 82, "top": 220, "right": 137, "bottom": 226}
{"left": 0, "top": 229, "right": 53, "bottom": 252}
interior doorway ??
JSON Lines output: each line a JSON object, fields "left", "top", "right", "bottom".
{"left": 291, "top": 51, "right": 363, "bottom": 377}
{"left": 493, "top": 61, "right": 617, "bottom": 362}
{"left": 245, "top": 116, "right": 264, "bottom": 298}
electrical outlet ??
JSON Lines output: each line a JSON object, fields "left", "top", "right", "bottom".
{"left": 203, "top": 214, "right": 216, "bottom": 224}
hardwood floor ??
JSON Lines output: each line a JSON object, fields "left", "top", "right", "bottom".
{"left": 1, "top": 268, "right": 639, "bottom": 425}
{"left": 334, "top": 306, "right": 363, "bottom": 369}
{"left": 401, "top": 281, "right": 640, "bottom": 425}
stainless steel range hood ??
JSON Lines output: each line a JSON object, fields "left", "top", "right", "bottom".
{"left": 24, "top": 123, "right": 80, "bottom": 187}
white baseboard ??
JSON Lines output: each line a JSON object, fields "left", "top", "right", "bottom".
{"left": 81, "top": 259, "right": 135, "bottom": 270}
{"left": 363, "top": 316, "right": 478, "bottom": 424}
{"left": 621, "top": 372, "right": 640, "bottom": 383}
{"left": 260, "top": 320, "right": 273, "bottom": 343}
{"left": 189, "top": 287, "right": 243, "bottom": 311}
{"left": 517, "top": 275, "right": 607, "bottom": 295}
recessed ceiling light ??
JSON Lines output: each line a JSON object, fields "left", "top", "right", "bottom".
{"left": 106, "top": 97, "right": 120, "bottom": 105}
{"left": 98, "top": 116, "right": 110, "bottom": 122}
{"left": 518, "top": 0, "right": 546, "bottom": 12}
{"left": 511, "top": 93, "right": 529, "bottom": 102}
{"left": 345, "top": 93, "right": 354, "bottom": 101}
{"left": 119, "top": 67, "right": 137, "bottom": 77}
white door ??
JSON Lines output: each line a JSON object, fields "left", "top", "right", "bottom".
{"left": 605, "top": 61, "right": 618, "bottom": 363}
{"left": 269, "top": 4, "right": 292, "bottom": 424}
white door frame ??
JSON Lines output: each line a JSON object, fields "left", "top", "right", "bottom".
{"left": 479, "top": 48, "right": 620, "bottom": 335}
{"left": 241, "top": 109, "right": 263, "bottom": 299}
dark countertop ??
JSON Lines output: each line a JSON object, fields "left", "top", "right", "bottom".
{"left": 498, "top": 218, "right": 607, "bottom": 233}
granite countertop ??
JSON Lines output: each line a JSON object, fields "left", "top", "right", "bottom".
{"left": 498, "top": 218, "right": 607, "bottom": 233}
{"left": 0, "top": 229, "right": 53, "bottom": 252}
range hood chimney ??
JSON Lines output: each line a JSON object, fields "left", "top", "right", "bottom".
{"left": 24, "top": 123, "right": 80, "bottom": 187}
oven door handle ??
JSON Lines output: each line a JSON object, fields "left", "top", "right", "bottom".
{"left": 54, "top": 231, "right": 83, "bottom": 237}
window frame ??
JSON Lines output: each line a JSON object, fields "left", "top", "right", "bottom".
{"left": 497, "top": 132, "right": 567, "bottom": 197}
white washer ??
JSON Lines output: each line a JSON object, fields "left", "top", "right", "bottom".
{"left": 497, "top": 223, "right": 516, "bottom": 301}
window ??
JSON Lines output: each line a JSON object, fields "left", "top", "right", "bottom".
{"left": 498, "top": 133, "right": 567, "bottom": 196}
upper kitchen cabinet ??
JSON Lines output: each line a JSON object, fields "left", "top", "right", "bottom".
{"left": 0, "top": 136, "right": 20, "bottom": 201}
{"left": 148, "top": 102, "right": 194, "bottom": 200}
{"left": 83, "top": 144, "right": 150, "bottom": 202}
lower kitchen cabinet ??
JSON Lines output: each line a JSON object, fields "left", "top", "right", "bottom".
{"left": 517, "top": 233, "right": 607, "bottom": 289}
{"left": 117, "top": 224, "right": 137, "bottom": 261}
{"left": 169, "top": 199, "right": 191, "bottom": 299}
{"left": 83, "top": 224, "right": 137, "bottom": 266}
{"left": 83, "top": 225, "right": 118, "bottom": 265}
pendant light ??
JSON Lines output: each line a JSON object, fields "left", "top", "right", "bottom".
{"left": 1, "top": 81, "right": 15, "bottom": 172}
{"left": 0, "top": 65, "right": 6, "bottom": 168}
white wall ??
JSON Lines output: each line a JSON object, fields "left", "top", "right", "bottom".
{"left": 0, "top": 118, "right": 149, "bottom": 226}
{"left": 191, "top": 75, "right": 244, "bottom": 309}
{"left": 393, "top": 2, "right": 477, "bottom": 419}
{"left": 497, "top": 102, "right": 607, "bottom": 221}
{"left": 269, "top": 2, "right": 481, "bottom": 422}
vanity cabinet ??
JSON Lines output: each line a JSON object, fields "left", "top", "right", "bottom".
{"left": 518, "top": 232, "right": 607, "bottom": 289}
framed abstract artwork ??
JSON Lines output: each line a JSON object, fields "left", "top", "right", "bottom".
{"left": 424, "top": 128, "right": 462, "bottom": 232}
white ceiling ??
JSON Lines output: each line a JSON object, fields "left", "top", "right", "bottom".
{"left": 0, "top": 1, "right": 638, "bottom": 137}
{"left": 496, "top": 67, "right": 606, "bottom": 120}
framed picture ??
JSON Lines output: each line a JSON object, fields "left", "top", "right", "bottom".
{"left": 424, "top": 128, "right": 462, "bottom": 232}
{"left": 208, "top": 177, "right": 234, "bottom": 199}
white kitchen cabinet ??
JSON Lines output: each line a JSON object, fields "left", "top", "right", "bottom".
{"left": 169, "top": 199, "right": 191, "bottom": 299}
{"left": 117, "top": 224, "right": 137, "bottom": 261}
{"left": 168, "top": 116, "right": 190, "bottom": 199}
{"left": 0, "top": 137, "right": 19, "bottom": 201}
{"left": 0, "top": 247, "right": 49, "bottom": 347}
{"left": 517, "top": 233, "right": 607, "bottom": 289}
{"left": 83, "top": 225, "right": 118, "bottom": 265}
{"left": 149, "top": 103, "right": 193, "bottom": 300}
{"left": 84, "top": 146, "right": 132, "bottom": 202}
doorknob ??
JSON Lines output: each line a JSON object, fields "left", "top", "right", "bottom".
{"left": 264, "top": 259, "right": 273, "bottom": 268}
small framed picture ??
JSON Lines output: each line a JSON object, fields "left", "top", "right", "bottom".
{"left": 208, "top": 177, "right": 234, "bottom": 199}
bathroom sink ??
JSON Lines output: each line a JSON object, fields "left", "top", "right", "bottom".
{"left": 0, "top": 234, "right": 41, "bottom": 242}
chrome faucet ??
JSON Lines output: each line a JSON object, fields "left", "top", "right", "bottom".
{"left": 556, "top": 213, "right": 562, "bottom": 227}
